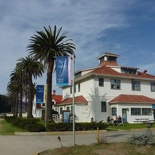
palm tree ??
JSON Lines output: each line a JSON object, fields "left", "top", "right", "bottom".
{"left": 16, "top": 55, "right": 44, "bottom": 118}
{"left": 7, "top": 82, "right": 18, "bottom": 116}
{"left": 7, "top": 69, "right": 21, "bottom": 117}
{"left": 27, "top": 25, "right": 75, "bottom": 122}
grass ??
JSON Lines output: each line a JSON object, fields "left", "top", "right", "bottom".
{"left": 0, "top": 118, "right": 27, "bottom": 135}
{"left": 0, "top": 118, "right": 154, "bottom": 134}
{"left": 38, "top": 142, "right": 155, "bottom": 155}
{"left": 107, "top": 123, "right": 155, "bottom": 131}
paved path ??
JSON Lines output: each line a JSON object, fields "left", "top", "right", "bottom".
{"left": 0, "top": 130, "right": 153, "bottom": 155}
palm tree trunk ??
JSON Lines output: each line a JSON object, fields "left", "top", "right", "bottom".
{"left": 27, "top": 74, "right": 33, "bottom": 118}
{"left": 15, "top": 94, "right": 18, "bottom": 117}
{"left": 46, "top": 61, "right": 54, "bottom": 122}
{"left": 12, "top": 97, "right": 16, "bottom": 116}
{"left": 19, "top": 85, "right": 23, "bottom": 118}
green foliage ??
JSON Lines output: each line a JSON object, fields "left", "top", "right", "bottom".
{"left": 47, "top": 122, "right": 109, "bottom": 131}
{"left": 5, "top": 117, "right": 109, "bottom": 132}
{"left": 5, "top": 116, "right": 45, "bottom": 132}
{"left": 107, "top": 123, "right": 153, "bottom": 130}
{"left": 26, "top": 122, "right": 46, "bottom": 132}
{"left": 0, "top": 119, "right": 26, "bottom": 135}
{"left": 47, "top": 122, "right": 72, "bottom": 131}
{"left": 0, "top": 94, "right": 11, "bottom": 113}
{"left": 128, "top": 134, "right": 155, "bottom": 146}
{"left": 148, "top": 137, "right": 155, "bottom": 145}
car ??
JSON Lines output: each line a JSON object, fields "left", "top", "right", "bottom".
{"left": 0, "top": 113, "right": 7, "bottom": 118}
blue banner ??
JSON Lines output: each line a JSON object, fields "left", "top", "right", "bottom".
{"left": 56, "top": 56, "right": 71, "bottom": 86}
{"left": 36, "top": 85, "right": 44, "bottom": 103}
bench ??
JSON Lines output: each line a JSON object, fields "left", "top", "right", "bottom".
{"left": 134, "top": 118, "right": 149, "bottom": 123}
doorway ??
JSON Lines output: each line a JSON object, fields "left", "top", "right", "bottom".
{"left": 122, "top": 109, "right": 127, "bottom": 123}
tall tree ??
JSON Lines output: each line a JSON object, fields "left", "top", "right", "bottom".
{"left": 0, "top": 95, "right": 11, "bottom": 113}
{"left": 16, "top": 56, "right": 44, "bottom": 118}
{"left": 27, "top": 25, "right": 75, "bottom": 122}
{"left": 7, "top": 70, "right": 20, "bottom": 117}
{"left": 9, "top": 66, "right": 29, "bottom": 117}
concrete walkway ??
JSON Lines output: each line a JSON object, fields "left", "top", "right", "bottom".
{"left": 0, "top": 129, "right": 153, "bottom": 155}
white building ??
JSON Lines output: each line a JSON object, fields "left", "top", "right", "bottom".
{"left": 33, "top": 90, "right": 62, "bottom": 119}
{"left": 55, "top": 52, "right": 155, "bottom": 123}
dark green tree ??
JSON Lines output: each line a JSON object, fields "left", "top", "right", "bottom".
{"left": 8, "top": 67, "right": 23, "bottom": 117}
{"left": 0, "top": 94, "right": 11, "bottom": 113}
{"left": 16, "top": 56, "right": 44, "bottom": 118}
{"left": 27, "top": 25, "right": 75, "bottom": 122}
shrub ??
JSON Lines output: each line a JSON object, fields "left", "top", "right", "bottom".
{"left": 148, "top": 137, "right": 155, "bottom": 145}
{"left": 98, "top": 134, "right": 108, "bottom": 144}
{"left": 4, "top": 116, "right": 44, "bottom": 132}
{"left": 47, "top": 122, "right": 109, "bottom": 131}
{"left": 5, "top": 116, "right": 109, "bottom": 132}
{"left": 128, "top": 134, "right": 155, "bottom": 146}
{"left": 27, "top": 123, "right": 46, "bottom": 132}
{"left": 47, "top": 123, "right": 72, "bottom": 131}
{"left": 4, "top": 116, "right": 16, "bottom": 123}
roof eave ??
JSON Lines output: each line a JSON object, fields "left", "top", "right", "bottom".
{"left": 109, "top": 102, "right": 154, "bottom": 104}
{"left": 55, "top": 102, "right": 88, "bottom": 106}
{"left": 77, "top": 73, "right": 155, "bottom": 81}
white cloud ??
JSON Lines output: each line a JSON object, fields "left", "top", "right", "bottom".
{"left": 0, "top": 0, "right": 155, "bottom": 94}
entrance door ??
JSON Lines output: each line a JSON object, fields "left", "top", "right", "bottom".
{"left": 122, "top": 109, "right": 127, "bottom": 123}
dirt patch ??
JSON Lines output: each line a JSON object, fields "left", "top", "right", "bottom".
{"left": 39, "top": 143, "right": 155, "bottom": 155}
{"left": 38, "top": 147, "right": 74, "bottom": 155}
{"left": 93, "top": 143, "right": 128, "bottom": 155}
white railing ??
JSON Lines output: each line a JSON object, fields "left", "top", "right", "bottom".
{"left": 52, "top": 114, "right": 62, "bottom": 122}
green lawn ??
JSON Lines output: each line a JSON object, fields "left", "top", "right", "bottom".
{"left": 0, "top": 118, "right": 154, "bottom": 135}
{"left": 107, "top": 123, "right": 155, "bottom": 131}
{"left": 0, "top": 118, "right": 26, "bottom": 135}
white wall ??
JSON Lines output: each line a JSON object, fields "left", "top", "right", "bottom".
{"left": 115, "top": 103, "right": 154, "bottom": 123}
{"left": 61, "top": 72, "right": 155, "bottom": 123}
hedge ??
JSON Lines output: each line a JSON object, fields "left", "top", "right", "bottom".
{"left": 47, "top": 122, "right": 109, "bottom": 131}
{"left": 5, "top": 116, "right": 109, "bottom": 132}
{"left": 4, "top": 116, "right": 46, "bottom": 132}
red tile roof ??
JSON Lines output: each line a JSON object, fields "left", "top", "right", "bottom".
{"left": 90, "top": 65, "right": 155, "bottom": 80}
{"left": 109, "top": 94, "right": 155, "bottom": 104}
{"left": 56, "top": 95, "right": 88, "bottom": 106}
{"left": 91, "top": 65, "right": 120, "bottom": 75}
{"left": 51, "top": 94, "right": 62, "bottom": 104}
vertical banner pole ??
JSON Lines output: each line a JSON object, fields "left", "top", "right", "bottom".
{"left": 72, "top": 55, "right": 75, "bottom": 146}
{"left": 45, "top": 84, "right": 47, "bottom": 128}
{"left": 55, "top": 55, "right": 75, "bottom": 145}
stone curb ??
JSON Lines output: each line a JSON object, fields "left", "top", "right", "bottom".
{"left": 15, "top": 130, "right": 107, "bottom": 136}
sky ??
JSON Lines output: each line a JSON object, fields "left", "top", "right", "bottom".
{"left": 0, "top": 0, "right": 155, "bottom": 95}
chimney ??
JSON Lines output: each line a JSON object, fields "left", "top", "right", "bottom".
{"left": 97, "top": 52, "right": 119, "bottom": 66}
{"left": 53, "top": 90, "right": 56, "bottom": 95}
{"left": 143, "top": 70, "right": 147, "bottom": 74}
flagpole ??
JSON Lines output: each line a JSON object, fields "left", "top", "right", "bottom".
{"left": 45, "top": 84, "right": 47, "bottom": 128}
{"left": 72, "top": 55, "right": 75, "bottom": 146}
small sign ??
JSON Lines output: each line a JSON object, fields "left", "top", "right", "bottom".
{"left": 56, "top": 56, "right": 72, "bottom": 86}
{"left": 62, "top": 110, "right": 70, "bottom": 123}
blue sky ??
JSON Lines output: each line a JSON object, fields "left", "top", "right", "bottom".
{"left": 0, "top": 0, "right": 155, "bottom": 95}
